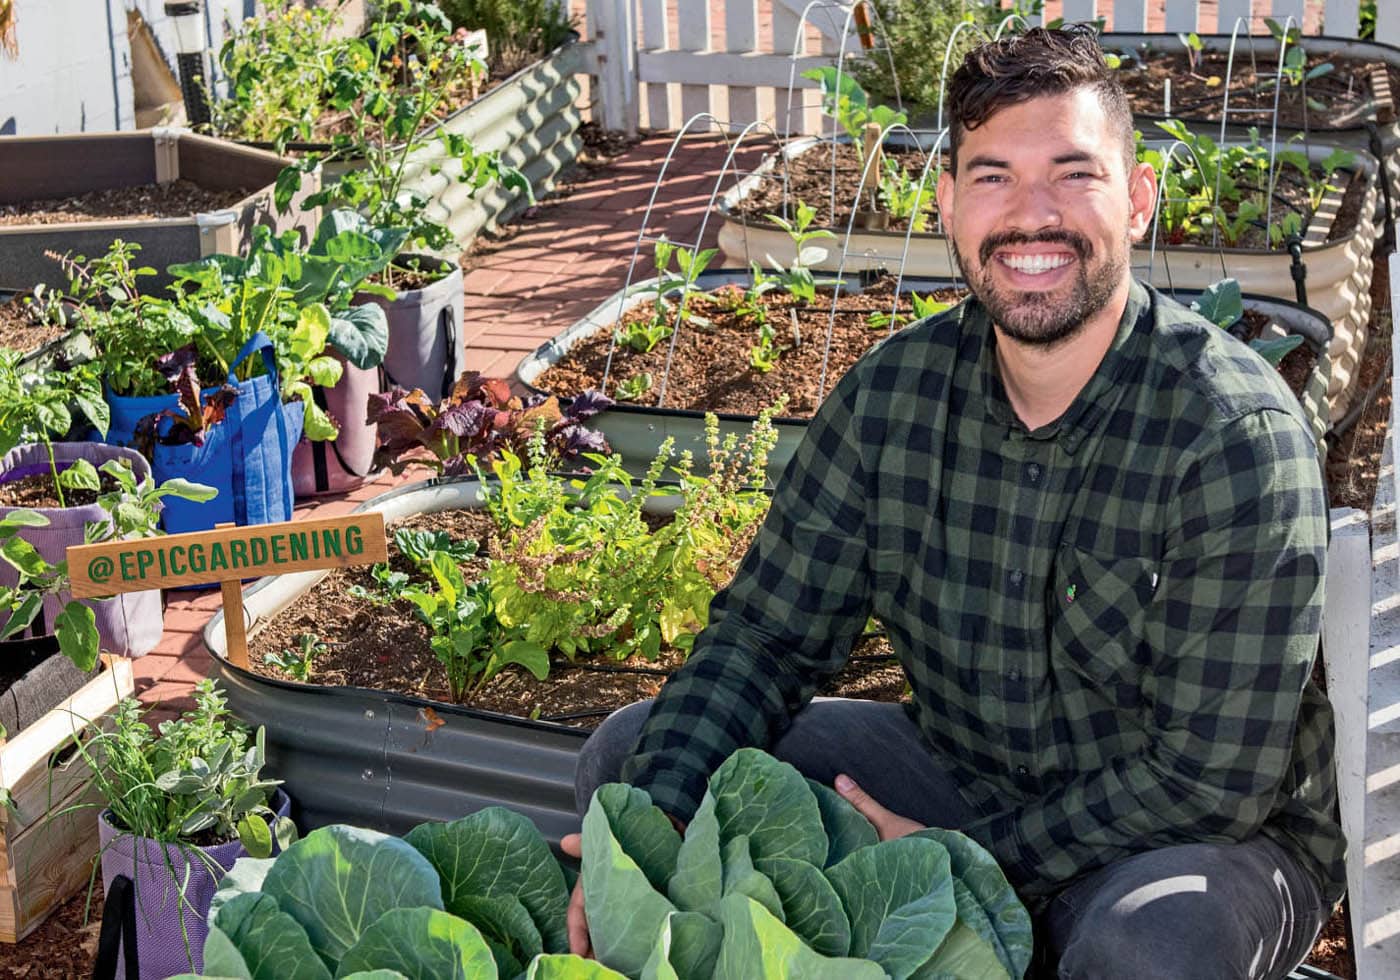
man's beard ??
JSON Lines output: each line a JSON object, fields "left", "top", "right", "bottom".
{"left": 953, "top": 229, "right": 1127, "bottom": 348}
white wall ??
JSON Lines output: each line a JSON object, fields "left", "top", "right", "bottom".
{"left": 0, "top": 0, "right": 248, "bottom": 135}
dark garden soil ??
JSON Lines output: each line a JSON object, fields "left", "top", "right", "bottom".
{"left": 1239, "top": 308, "right": 1316, "bottom": 397}
{"left": 1118, "top": 47, "right": 1398, "bottom": 130}
{"left": 366, "top": 256, "right": 453, "bottom": 294}
{"left": 536, "top": 275, "right": 968, "bottom": 417}
{"left": 245, "top": 507, "right": 907, "bottom": 727}
{"left": 0, "top": 293, "right": 68, "bottom": 352}
{"left": 0, "top": 470, "right": 120, "bottom": 509}
{"left": 0, "top": 180, "right": 255, "bottom": 226}
{"left": 729, "top": 142, "right": 941, "bottom": 231}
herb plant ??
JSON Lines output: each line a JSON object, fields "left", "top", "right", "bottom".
{"left": 847, "top": 0, "right": 993, "bottom": 112}
{"left": 370, "top": 373, "right": 613, "bottom": 475}
{"left": 75, "top": 680, "right": 295, "bottom": 856}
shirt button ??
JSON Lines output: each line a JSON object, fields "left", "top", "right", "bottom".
{"left": 1016, "top": 765, "right": 1030, "bottom": 777}
{"left": 1026, "top": 463, "right": 1041, "bottom": 483}
{"left": 1009, "top": 569, "right": 1024, "bottom": 587}
{"left": 1007, "top": 667, "right": 1022, "bottom": 683}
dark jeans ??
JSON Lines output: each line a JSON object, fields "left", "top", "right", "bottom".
{"left": 575, "top": 698, "right": 1329, "bottom": 980}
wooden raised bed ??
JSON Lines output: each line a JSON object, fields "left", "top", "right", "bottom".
{"left": 0, "top": 129, "right": 318, "bottom": 292}
{"left": 0, "top": 654, "right": 133, "bottom": 943}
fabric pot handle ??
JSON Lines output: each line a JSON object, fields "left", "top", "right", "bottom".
{"left": 440, "top": 303, "right": 460, "bottom": 401}
{"left": 92, "top": 873, "right": 139, "bottom": 980}
{"left": 228, "top": 330, "right": 279, "bottom": 387}
{"left": 310, "top": 384, "right": 373, "bottom": 491}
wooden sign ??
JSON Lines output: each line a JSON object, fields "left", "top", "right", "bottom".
{"left": 66, "top": 514, "right": 387, "bottom": 670}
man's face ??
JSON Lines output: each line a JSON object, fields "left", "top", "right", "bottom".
{"left": 936, "top": 88, "right": 1156, "bottom": 348}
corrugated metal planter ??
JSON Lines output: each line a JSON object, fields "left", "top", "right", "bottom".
{"left": 718, "top": 139, "right": 1380, "bottom": 421}
{"left": 203, "top": 477, "right": 610, "bottom": 845}
{"left": 516, "top": 268, "right": 967, "bottom": 483}
{"left": 1104, "top": 31, "right": 1400, "bottom": 229}
{"left": 301, "top": 38, "right": 586, "bottom": 249}
{"left": 0, "top": 129, "right": 319, "bottom": 292}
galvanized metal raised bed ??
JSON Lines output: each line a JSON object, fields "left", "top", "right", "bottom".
{"left": 296, "top": 38, "right": 585, "bottom": 249}
{"left": 717, "top": 138, "right": 1379, "bottom": 421}
{"left": 0, "top": 129, "right": 318, "bottom": 292}
{"left": 203, "top": 477, "right": 605, "bottom": 845}
{"left": 516, "top": 267, "right": 967, "bottom": 483}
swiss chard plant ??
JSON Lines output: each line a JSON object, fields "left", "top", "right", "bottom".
{"left": 369, "top": 372, "right": 613, "bottom": 476}
{"left": 170, "top": 748, "right": 1031, "bottom": 979}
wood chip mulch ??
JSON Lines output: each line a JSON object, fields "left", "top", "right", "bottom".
{"left": 0, "top": 180, "right": 255, "bottom": 226}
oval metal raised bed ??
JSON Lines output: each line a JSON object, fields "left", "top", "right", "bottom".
{"left": 717, "top": 137, "right": 1379, "bottom": 421}
{"left": 516, "top": 267, "right": 968, "bottom": 483}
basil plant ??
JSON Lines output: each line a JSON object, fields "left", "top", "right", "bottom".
{"left": 177, "top": 750, "right": 1031, "bottom": 979}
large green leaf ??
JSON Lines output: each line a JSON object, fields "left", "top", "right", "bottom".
{"left": 666, "top": 792, "right": 722, "bottom": 913}
{"left": 756, "top": 856, "right": 851, "bottom": 957}
{"left": 336, "top": 907, "right": 497, "bottom": 979}
{"left": 806, "top": 779, "right": 878, "bottom": 868}
{"left": 211, "top": 857, "right": 276, "bottom": 924}
{"left": 720, "top": 834, "right": 783, "bottom": 920}
{"left": 909, "top": 880, "right": 1011, "bottom": 980}
{"left": 450, "top": 894, "right": 541, "bottom": 975}
{"left": 329, "top": 303, "right": 390, "bottom": 369}
{"left": 206, "top": 892, "right": 331, "bottom": 980}
{"left": 640, "top": 910, "right": 722, "bottom": 980}
{"left": 339, "top": 973, "right": 411, "bottom": 979}
{"left": 581, "top": 787, "right": 677, "bottom": 976}
{"left": 910, "top": 829, "right": 1032, "bottom": 979}
{"left": 1190, "top": 278, "right": 1244, "bottom": 330}
{"left": 592, "top": 783, "right": 683, "bottom": 892}
{"left": 54, "top": 601, "right": 98, "bottom": 672}
{"left": 405, "top": 807, "right": 570, "bottom": 954}
{"left": 261, "top": 825, "right": 443, "bottom": 968}
{"left": 526, "top": 954, "right": 627, "bottom": 979}
{"left": 708, "top": 749, "right": 827, "bottom": 866}
{"left": 826, "top": 836, "right": 957, "bottom": 980}
{"left": 713, "top": 894, "right": 886, "bottom": 980}
{"left": 200, "top": 930, "right": 254, "bottom": 979}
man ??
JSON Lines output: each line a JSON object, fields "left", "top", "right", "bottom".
{"left": 566, "top": 27, "right": 1344, "bottom": 979}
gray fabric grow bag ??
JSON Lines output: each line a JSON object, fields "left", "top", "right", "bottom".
{"left": 203, "top": 477, "right": 614, "bottom": 845}
{"left": 515, "top": 268, "right": 968, "bottom": 483}
{"left": 360, "top": 256, "right": 465, "bottom": 403}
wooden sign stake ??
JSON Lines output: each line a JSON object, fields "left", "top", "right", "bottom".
{"left": 66, "top": 513, "right": 388, "bottom": 673}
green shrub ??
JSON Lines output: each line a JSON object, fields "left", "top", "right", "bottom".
{"left": 438, "top": 0, "right": 576, "bottom": 74}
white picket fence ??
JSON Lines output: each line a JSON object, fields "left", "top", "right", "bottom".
{"left": 581, "top": 0, "right": 1400, "bottom": 135}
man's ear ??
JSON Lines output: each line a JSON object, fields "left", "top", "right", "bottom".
{"left": 1127, "top": 161, "right": 1157, "bottom": 243}
{"left": 936, "top": 169, "right": 956, "bottom": 229}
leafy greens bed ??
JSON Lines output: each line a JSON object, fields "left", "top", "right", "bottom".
{"left": 177, "top": 749, "right": 1031, "bottom": 979}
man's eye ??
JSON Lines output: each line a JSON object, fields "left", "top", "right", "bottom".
{"left": 975, "top": 174, "right": 1006, "bottom": 184}
{"left": 1065, "top": 171, "right": 1095, "bottom": 180}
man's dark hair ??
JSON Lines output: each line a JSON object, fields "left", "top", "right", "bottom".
{"left": 945, "top": 26, "right": 1135, "bottom": 176}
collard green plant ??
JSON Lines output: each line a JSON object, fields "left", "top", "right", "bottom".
{"left": 580, "top": 748, "right": 1032, "bottom": 979}
{"left": 1190, "top": 278, "right": 1304, "bottom": 367}
{"left": 369, "top": 372, "right": 612, "bottom": 475}
{"left": 173, "top": 749, "right": 1029, "bottom": 979}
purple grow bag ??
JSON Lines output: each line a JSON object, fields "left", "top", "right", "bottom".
{"left": 290, "top": 352, "right": 381, "bottom": 496}
{"left": 0, "top": 442, "right": 162, "bottom": 657}
{"left": 97, "top": 788, "right": 292, "bottom": 978}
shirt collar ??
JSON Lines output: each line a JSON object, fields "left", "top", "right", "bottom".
{"left": 972, "top": 279, "right": 1151, "bottom": 454}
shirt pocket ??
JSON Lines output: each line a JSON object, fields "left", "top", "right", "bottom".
{"left": 1050, "top": 547, "right": 1157, "bottom": 701}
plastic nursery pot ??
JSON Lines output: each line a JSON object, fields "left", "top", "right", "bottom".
{"left": 515, "top": 267, "right": 967, "bottom": 483}
{"left": 357, "top": 254, "right": 466, "bottom": 403}
{"left": 0, "top": 442, "right": 163, "bottom": 657}
{"left": 96, "top": 788, "right": 292, "bottom": 978}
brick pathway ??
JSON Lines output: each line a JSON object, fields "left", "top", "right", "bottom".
{"left": 134, "top": 131, "right": 770, "bottom": 719}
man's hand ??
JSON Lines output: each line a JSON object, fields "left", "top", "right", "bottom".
{"left": 835, "top": 773, "right": 925, "bottom": 840}
{"left": 560, "top": 832, "right": 592, "bottom": 957}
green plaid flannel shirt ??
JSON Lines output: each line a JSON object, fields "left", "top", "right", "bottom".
{"left": 622, "top": 279, "right": 1346, "bottom": 904}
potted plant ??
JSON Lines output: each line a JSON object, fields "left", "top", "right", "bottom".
{"left": 55, "top": 236, "right": 344, "bottom": 531}
{"left": 218, "top": 0, "right": 583, "bottom": 247}
{"left": 165, "top": 749, "right": 1031, "bottom": 979}
{"left": 271, "top": 0, "right": 531, "bottom": 403}
{"left": 73, "top": 679, "right": 296, "bottom": 978}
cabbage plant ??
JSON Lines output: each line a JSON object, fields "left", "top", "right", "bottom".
{"left": 176, "top": 749, "right": 1031, "bottom": 979}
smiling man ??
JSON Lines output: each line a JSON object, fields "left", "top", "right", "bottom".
{"left": 569, "top": 27, "right": 1344, "bottom": 978}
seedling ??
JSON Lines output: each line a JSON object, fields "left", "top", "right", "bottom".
{"left": 616, "top": 373, "right": 654, "bottom": 401}
{"left": 878, "top": 158, "right": 935, "bottom": 232}
{"left": 263, "top": 632, "right": 327, "bottom": 682}
{"left": 763, "top": 201, "right": 839, "bottom": 305}
{"left": 618, "top": 238, "right": 718, "bottom": 353}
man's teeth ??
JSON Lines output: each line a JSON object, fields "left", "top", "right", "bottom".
{"left": 1000, "top": 253, "right": 1072, "bottom": 274}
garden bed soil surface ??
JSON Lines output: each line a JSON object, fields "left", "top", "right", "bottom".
{"left": 535, "top": 275, "right": 968, "bottom": 416}
{"left": 0, "top": 293, "right": 67, "bottom": 351}
{"left": 1241, "top": 308, "right": 1316, "bottom": 397}
{"left": 1117, "top": 48, "right": 1398, "bottom": 129}
{"left": 245, "top": 507, "right": 907, "bottom": 725}
{"left": 0, "top": 180, "right": 255, "bottom": 226}
{"left": 729, "top": 141, "right": 1364, "bottom": 252}
{"left": 0, "top": 470, "right": 121, "bottom": 509}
